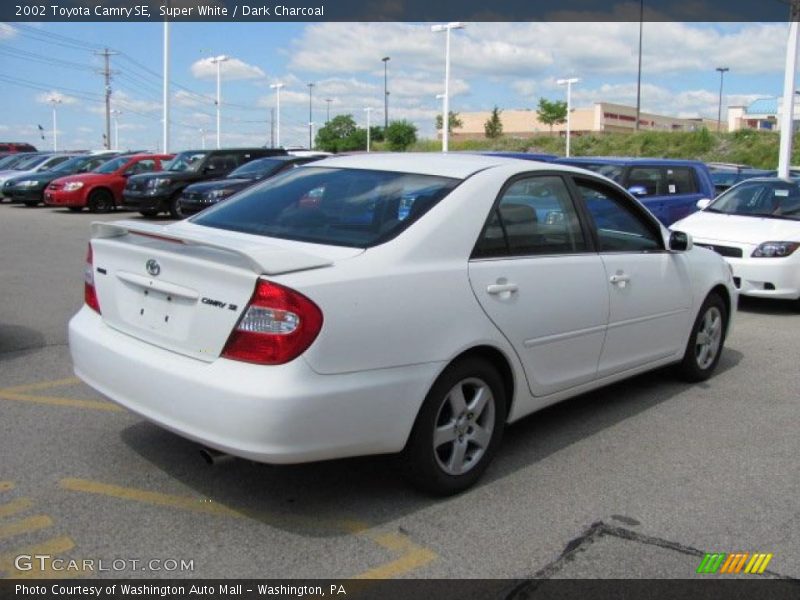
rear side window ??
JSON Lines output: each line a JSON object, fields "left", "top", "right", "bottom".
{"left": 665, "top": 167, "right": 698, "bottom": 194}
{"left": 627, "top": 167, "right": 665, "bottom": 196}
{"left": 192, "top": 167, "right": 460, "bottom": 248}
{"left": 473, "top": 175, "right": 587, "bottom": 258}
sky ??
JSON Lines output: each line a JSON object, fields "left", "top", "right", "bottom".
{"left": 0, "top": 21, "right": 793, "bottom": 151}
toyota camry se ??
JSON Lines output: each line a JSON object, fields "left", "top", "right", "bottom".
{"left": 69, "top": 154, "right": 737, "bottom": 495}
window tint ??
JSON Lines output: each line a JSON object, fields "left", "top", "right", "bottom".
{"left": 192, "top": 167, "right": 459, "bottom": 248}
{"left": 473, "top": 175, "right": 587, "bottom": 258}
{"left": 577, "top": 180, "right": 662, "bottom": 252}
{"left": 626, "top": 167, "right": 664, "bottom": 196}
{"left": 133, "top": 159, "right": 156, "bottom": 174}
{"left": 665, "top": 167, "right": 697, "bottom": 194}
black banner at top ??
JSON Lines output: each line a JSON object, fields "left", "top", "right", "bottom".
{"left": 2, "top": 0, "right": 798, "bottom": 23}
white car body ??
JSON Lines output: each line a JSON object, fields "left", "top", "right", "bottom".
{"left": 69, "top": 154, "right": 736, "bottom": 471}
{"left": 673, "top": 180, "right": 800, "bottom": 300}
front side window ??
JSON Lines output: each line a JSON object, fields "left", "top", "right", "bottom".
{"left": 192, "top": 167, "right": 459, "bottom": 248}
{"left": 473, "top": 175, "right": 587, "bottom": 258}
{"left": 94, "top": 155, "right": 132, "bottom": 174}
{"left": 577, "top": 179, "right": 663, "bottom": 252}
{"left": 167, "top": 151, "right": 209, "bottom": 172}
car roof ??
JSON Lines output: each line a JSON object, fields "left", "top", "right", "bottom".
{"left": 309, "top": 152, "right": 521, "bottom": 179}
{"left": 556, "top": 156, "right": 703, "bottom": 166}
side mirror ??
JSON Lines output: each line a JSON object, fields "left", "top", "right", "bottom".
{"left": 696, "top": 198, "right": 712, "bottom": 210}
{"left": 669, "top": 230, "right": 693, "bottom": 252}
{"left": 203, "top": 164, "right": 216, "bottom": 173}
{"left": 627, "top": 185, "right": 648, "bottom": 197}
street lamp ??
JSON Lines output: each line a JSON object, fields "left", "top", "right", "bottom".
{"left": 382, "top": 56, "right": 390, "bottom": 129}
{"left": 111, "top": 109, "right": 122, "bottom": 150}
{"left": 365, "top": 107, "right": 373, "bottom": 152}
{"left": 716, "top": 67, "right": 730, "bottom": 133}
{"left": 48, "top": 96, "right": 62, "bottom": 152}
{"left": 432, "top": 22, "right": 465, "bottom": 153}
{"left": 270, "top": 82, "right": 284, "bottom": 147}
{"left": 209, "top": 54, "right": 229, "bottom": 149}
{"left": 307, "top": 82, "right": 315, "bottom": 149}
{"left": 556, "top": 78, "right": 579, "bottom": 158}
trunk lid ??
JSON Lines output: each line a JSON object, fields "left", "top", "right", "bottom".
{"left": 90, "top": 220, "right": 361, "bottom": 361}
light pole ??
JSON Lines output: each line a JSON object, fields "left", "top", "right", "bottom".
{"left": 382, "top": 56, "right": 390, "bottom": 129}
{"left": 325, "top": 98, "right": 332, "bottom": 123}
{"left": 365, "top": 107, "right": 373, "bottom": 152}
{"left": 111, "top": 109, "right": 121, "bottom": 150}
{"left": 199, "top": 128, "right": 206, "bottom": 150}
{"left": 307, "top": 82, "right": 315, "bottom": 148}
{"left": 432, "top": 22, "right": 465, "bottom": 153}
{"left": 778, "top": 3, "right": 800, "bottom": 178}
{"left": 49, "top": 96, "right": 62, "bottom": 152}
{"left": 716, "top": 67, "right": 729, "bottom": 133}
{"left": 556, "top": 78, "right": 579, "bottom": 157}
{"left": 210, "top": 54, "right": 229, "bottom": 149}
{"left": 162, "top": 21, "right": 170, "bottom": 153}
{"left": 270, "top": 82, "right": 284, "bottom": 147}
{"left": 635, "top": 0, "right": 643, "bottom": 131}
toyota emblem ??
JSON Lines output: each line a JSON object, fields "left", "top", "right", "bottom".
{"left": 146, "top": 259, "right": 161, "bottom": 277}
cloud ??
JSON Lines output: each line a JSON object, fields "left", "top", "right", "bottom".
{"left": 191, "top": 57, "right": 266, "bottom": 81}
{"left": 0, "top": 23, "right": 16, "bottom": 40}
{"left": 35, "top": 91, "right": 79, "bottom": 105}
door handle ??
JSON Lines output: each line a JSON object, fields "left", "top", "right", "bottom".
{"left": 487, "top": 283, "right": 518, "bottom": 295}
{"left": 609, "top": 273, "right": 630, "bottom": 286}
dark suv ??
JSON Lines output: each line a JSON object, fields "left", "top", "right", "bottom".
{"left": 122, "top": 148, "right": 287, "bottom": 217}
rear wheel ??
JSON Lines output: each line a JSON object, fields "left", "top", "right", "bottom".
{"left": 138, "top": 209, "right": 159, "bottom": 218}
{"left": 168, "top": 194, "right": 185, "bottom": 219}
{"left": 87, "top": 189, "right": 115, "bottom": 213}
{"left": 23, "top": 200, "right": 39, "bottom": 207}
{"left": 401, "top": 358, "right": 506, "bottom": 495}
{"left": 676, "top": 292, "right": 728, "bottom": 382}
{"left": 67, "top": 207, "right": 83, "bottom": 213}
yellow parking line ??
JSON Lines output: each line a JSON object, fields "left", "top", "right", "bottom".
{"left": 0, "top": 483, "right": 14, "bottom": 493}
{"left": 0, "top": 377, "right": 81, "bottom": 394}
{"left": 0, "top": 498, "right": 33, "bottom": 519}
{"left": 0, "top": 516, "right": 53, "bottom": 541}
{"left": 0, "top": 391, "right": 122, "bottom": 412}
{"left": 0, "top": 536, "right": 75, "bottom": 577}
{"left": 60, "top": 477, "right": 437, "bottom": 578}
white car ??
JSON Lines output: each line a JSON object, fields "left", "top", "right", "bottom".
{"left": 69, "top": 154, "right": 736, "bottom": 494}
{"left": 672, "top": 177, "right": 800, "bottom": 305}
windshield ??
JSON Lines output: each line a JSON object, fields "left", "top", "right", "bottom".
{"left": 93, "top": 155, "right": 131, "bottom": 174}
{"left": 708, "top": 180, "right": 800, "bottom": 220}
{"left": 50, "top": 155, "right": 91, "bottom": 173}
{"left": 166, "top": 151, "right": 208, "bottom": 172}
{"left": 228, "top": 158, "right": 283, "bottom": 179}
{"left": 192, "top": 167, "right": 460, "bottom": 248}
{"left": 15, "top": 154, "right": 53, "bottom": 170}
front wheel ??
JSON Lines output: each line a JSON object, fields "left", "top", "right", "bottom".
{"left": 675, "top": 292, "right": 728, "bottom": 382}
{"left": 401, "top": 358, "right": 506, "bottom": 495}
{"left": 168, "top": 195, "right": 185, "bottom": 219}
{"left": 138, "top": 209, "right": 159, "bottom": 218}
{"left": 87, "top": 189, "right": 115, "bottom": 213}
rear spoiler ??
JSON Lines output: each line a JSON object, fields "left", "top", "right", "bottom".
{"left": 91, "top": 220, "right": 334, "bottom": 276}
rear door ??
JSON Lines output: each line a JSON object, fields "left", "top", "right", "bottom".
{"left": 468, "top": 173, "right": 609, "bottom": 396}
{"left": 571, "top": 177, "right": 692, "bottom": 377}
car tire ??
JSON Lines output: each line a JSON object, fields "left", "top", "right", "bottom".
{"left": 138, "top": 209, "right": 159, "bottom": 218}
{"left": 401, "top": 357, "right": 506, "bottom": 496}
{"left": 168, "top": 194, "right": 185, "bottom": 219}
{"left": 675, "top": 292, "right": 728, "bottom": 383}
{"left": 87, "top": 189, "right": 115, "bottom": 213}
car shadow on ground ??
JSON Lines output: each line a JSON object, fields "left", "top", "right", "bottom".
{"left": 737, "top": 296, "right": 799, "bottom": 315}
{"left": 0, "top": 323, "right": 47, "bottom": 360}
{"left": 118, "top": 348, "right": 743, "bottom": 538}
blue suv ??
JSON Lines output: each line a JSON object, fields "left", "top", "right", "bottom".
{"left": 554, "top": 157, "right": 715, "bottom": 226}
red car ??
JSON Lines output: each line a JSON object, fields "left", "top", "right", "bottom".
{"left": 45, "top": 153, "right": 173, "bottom": 212}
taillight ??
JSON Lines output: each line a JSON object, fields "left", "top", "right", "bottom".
{"left": 221, "top": 280, "right": 323, "bottom": 365}
{"left": 84, "top": 243, "right": 101, "bottom": 314}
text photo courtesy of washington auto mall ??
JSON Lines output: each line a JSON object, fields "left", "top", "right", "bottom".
{"left": 0, "top": 1, "right": 799, "bottom": 599}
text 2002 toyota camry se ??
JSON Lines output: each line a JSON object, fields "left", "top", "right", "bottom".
{"left": 69, "top": 154, "right": 737, "bottom": 494}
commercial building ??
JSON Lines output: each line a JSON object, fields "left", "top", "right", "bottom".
{"left": 727, "top": 97, "right": 800, "bottom": 132}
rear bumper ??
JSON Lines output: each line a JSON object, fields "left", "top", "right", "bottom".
{"left": 69, "top": 307, "right": 441, "bottom": 463}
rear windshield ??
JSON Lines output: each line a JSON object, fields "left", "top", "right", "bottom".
{"left": 192, "top": 167, "right": 460, "bottom": 248}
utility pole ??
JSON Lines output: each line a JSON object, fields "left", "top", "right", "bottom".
{"left": 382, "top": 56, "right": 390, "bottom": 129}
{"left": 111, "top": 109, "right": 122, "bottom": 150}
{"left": 635, "top": 0, "right": 643, "bottom": 131}
{"left": 716, "top": 67, "right": 729, "bottom": 132}
{"left": 210, "top": 55, "right": 229, "bottom": 149}
{"left": 270, "top": 83, "right": 283, "bottom": 147}
{"left": 49, "top": 96, "right": 62, "bottom": 152}
{"left": 95, "top": 48, "right": 118, "bottom": 150}
{"left": 365, "top": 107, "right": 372, "bottom": 152}
{"left": 162, "top": 21, "right": 170, "bottom": 153}
{"left": 307, "top": 82, "right": 315, "bottom": 148}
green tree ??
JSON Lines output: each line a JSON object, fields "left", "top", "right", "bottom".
{"left": 484, "top": 106, "right": 503, "bottom": 139}
{"left": 369, "top": 126, "right": 385, "bottom": 143}
{"left": 315, "top": 114, "right": 368, "bottom": 152}
{"left": 435, "top": 111, "right": 463, "bottom": 131}
{"left": 536, "top": 98, "right": 568, "bottom": 135}
{"left": 385, "top": 120, "right": 418, "bottom": 151}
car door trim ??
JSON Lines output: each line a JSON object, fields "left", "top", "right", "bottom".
{"left": 522, "top": 323, "right": 607, "bottom": 348}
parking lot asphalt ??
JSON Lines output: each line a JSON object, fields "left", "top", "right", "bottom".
{"left": 0, "top": 202, "right": 798, "bottom": 581}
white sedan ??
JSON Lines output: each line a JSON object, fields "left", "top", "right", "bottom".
{"left": 672, "top": 177, "right": 800, "bottom": 305}
{"left": 69, "top": 154, "right": 736, "bottom": 494}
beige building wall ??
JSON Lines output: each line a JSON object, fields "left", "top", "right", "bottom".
{"left": 449, "top": 102, "right": 708, "bottom": 139}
